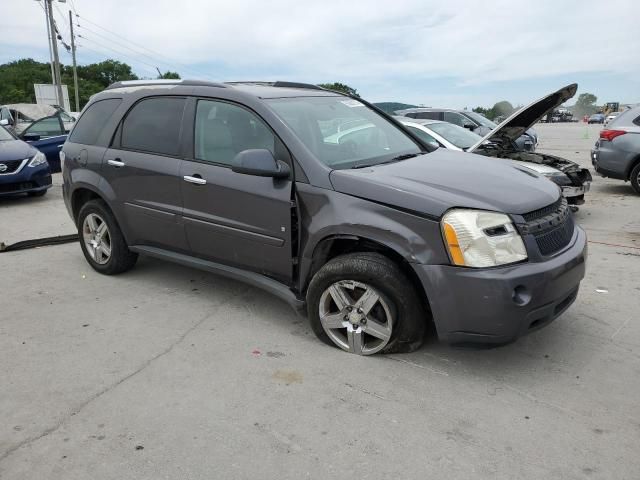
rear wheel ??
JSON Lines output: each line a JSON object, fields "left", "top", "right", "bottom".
{"left": 77, "top": 200, "right": 137, "bottom": 274}
{"left": 630, "top": 163, "right": 640, "bottom": 195}
{"left": 306, "top": 252, "right": 426, "bottom": 355}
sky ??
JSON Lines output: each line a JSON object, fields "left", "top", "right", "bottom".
{"left": 2, "top": 0, "right": 639, "bottom": 109}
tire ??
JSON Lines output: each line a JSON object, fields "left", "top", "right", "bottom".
{"left": 630, "top": 162, "right": 640, "bottom": 195}
{"left": 306, "top": 252, "right": 426, "bottom": 355}
{"left": 77, "top": 199, "right": 138, "bottom": 275}
{"left": 28, "top": 190, "right": 47, "bottom": 197}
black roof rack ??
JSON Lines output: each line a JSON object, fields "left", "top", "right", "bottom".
{"left": 105, "top": 79, "right": 227, "bottom": 90}
{"left": 225, "top": 81, "right": 324, "bottom": 91}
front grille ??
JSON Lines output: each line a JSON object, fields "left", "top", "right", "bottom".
{"left": 521, "top": 197, "right": 574, "bottom": 256}
{"left": 534, "top": 216, "right": 575, "bottom": 255}
{"left": 0, "top": 159, "right": 24, "bottom": 174}
{"left": 522, "top": 197, "right": 563, "bottom": 222}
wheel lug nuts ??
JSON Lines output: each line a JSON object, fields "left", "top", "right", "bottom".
{"left": 344, "top": 315, "right": 349, "bottom": 320}
{"left": 360, "top": 318, "right": 367, "bottom": 324}
{"left": 347, "top": 306, "right": 352, "bottom": 312}
{"left": 357, "top": 308, "right": 363, "bottom": 314}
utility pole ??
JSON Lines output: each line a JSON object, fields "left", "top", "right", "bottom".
{"left": 46, "top": 0, "right": 65, "bottom": 108}
{"left": 42, "top": 0, "right": 55, "bottom": 84}
{"left": 69, "top": 9, "right": 79, "bottom": 112}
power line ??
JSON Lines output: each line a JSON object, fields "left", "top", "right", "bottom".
{"left": 76, "top": 34, "right": 160, "bottom": 75}
{"left": 75, "top": 14, "right": 215, "bottom": 80}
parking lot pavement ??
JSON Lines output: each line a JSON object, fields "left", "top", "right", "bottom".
{"left": 1, "top": 123, "right": 639, "bottom": 479}
{"left": 0, "top": 174, "right": 75, "bottom": 246}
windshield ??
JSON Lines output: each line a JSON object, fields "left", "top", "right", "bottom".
{"left": 267, "top": 96, "right": 422, "bottom": 169}
{"left": 427, "top": 122, "right": 482, "bottom": 149}
{"left": 0, "top": 126, "right": 15, "bottom": 141}
{"left": 464, "top": 111, "right": 497, "bottom": 128}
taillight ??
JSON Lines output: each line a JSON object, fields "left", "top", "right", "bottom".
{"left": 600, "top": 130, "right": 626, "bottom": 141}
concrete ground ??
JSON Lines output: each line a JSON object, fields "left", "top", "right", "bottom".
{"left": 1, "top": 123, "right": 638, "bottom": 479}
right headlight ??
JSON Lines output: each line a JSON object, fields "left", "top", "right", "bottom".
{"left": 441, "top": 209, "right": 527, "bottom": 268}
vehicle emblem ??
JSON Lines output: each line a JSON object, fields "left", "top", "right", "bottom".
{"left": 0, "top": 164, "right": 7, "bottom": 172}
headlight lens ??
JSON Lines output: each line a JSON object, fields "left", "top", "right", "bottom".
{"left": 28, "top": 151, "right": 47, "bottom": 167}
{"left": 441, "top": 209, "right": 527, "bottom": 267}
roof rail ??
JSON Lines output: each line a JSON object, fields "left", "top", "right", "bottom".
{"left": 105, "top": 79, "right": 227, "bottom": 90}
{"left": 225, "top": 81, "right": 324, "bottom": 91}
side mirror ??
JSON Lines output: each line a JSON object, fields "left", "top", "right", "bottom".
{"left": 0, "top": 119, "right": 8, "bottom": 126}
{"left": 22, "top": 133, "right": 41, "bottom": 142}
{"left": 463, "top": 122, "right": 475, "bottom": 130}
{"left": 231, "top": 149, "right": 290, "bottom": 179}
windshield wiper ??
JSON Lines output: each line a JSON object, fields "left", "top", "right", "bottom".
{"left": 351, "top": 153, "right": 422, "bottom": 169}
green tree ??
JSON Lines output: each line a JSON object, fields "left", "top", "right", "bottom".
{"left": 0, "top": 58, "right": 139, "bottom": 110}
{"left": 318, "top": 82, "right": 359, "bottom": 97}
{"left": 574, "top": 93, "right": 598, "bottom": 117}
{"left": 158, "top": 71, "right": 181, "bottom": 79}
{"left": 492, "top": 100, "right": 514, "bottom": 118}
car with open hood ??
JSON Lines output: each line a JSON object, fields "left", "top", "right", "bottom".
{"left": 62, "top": 80, "right": 586, "bottom": 355}
{"left": 395, "top": 107, "right": 538, "bottom": 152}
{"left": 466, "top": 83, "right": 592, "bottom": 205}
{"left": 395, "top": 87, "right": 592, "bottom": 207}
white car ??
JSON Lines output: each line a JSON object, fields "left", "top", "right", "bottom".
{"left": 394, "top": 87, "right": 591, "bottom": 205}
{"left": 604, "top": 112, "right": 621, "bottom": 127}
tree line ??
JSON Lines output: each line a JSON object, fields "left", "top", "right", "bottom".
{"left": 0, "top": 58, "right": 179, "bottom": 110}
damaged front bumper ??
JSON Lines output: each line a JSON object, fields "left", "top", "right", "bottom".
{"left": 412, "top": 226, "right": 587, "bottom": 346}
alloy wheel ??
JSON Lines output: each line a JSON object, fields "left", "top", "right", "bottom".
{"left": 318, "top": 280, "right": 393, "bottom": 355}
{"left": 82, "top": 213, "right": 112, "bottom": 265}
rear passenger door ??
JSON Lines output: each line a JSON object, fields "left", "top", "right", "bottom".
{"left": 102, "top": 96, "right": 189, "bottom": 251}
{"left": 179, "top": 98, "right": 293, "bottom": 283}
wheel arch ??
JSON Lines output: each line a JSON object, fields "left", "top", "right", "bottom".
{"left": 301, "top": 234, "right": 432, "bottom": 316}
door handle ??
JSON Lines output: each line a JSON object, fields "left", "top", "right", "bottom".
{"left": 107, "top": 159, "right": 125, "bottom": 168}
{"left": 183, "top": 175, "right": 207, "bottom": 185}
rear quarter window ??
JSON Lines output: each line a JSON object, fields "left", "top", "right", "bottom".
{"left": 69, "top": 99, "right": 122, "bottom": 145}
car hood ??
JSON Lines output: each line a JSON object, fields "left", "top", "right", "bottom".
{"left": 329, "top": 149, "right": 561, "bottom": 219}
{"left": 468, "top": 83, "right": 578, "bottom": 152}
{"left": 0, "top": 139, "right": 36, "bottom": 161}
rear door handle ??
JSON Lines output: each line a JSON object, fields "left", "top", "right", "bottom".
{"left": 183, "top": 175, "right": 207, "bottom": 185}
{"left": 107, "top": 159, "right": 125, "bottom": 168}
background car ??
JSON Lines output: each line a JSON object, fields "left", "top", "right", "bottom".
{"left": 591, "top": 105, "right": 640, "bottom": 194}
{"left": 1, "top": 114, "right": 68, "bottom": 172}
{"left": 588, "top": 113, "right": 605, "bottom": 124}
{"left": 0, "top": 103, "right": 75, "bottom": 135}
{"left": 0, "top": 125, "right": 52, "bottom": 198}
{"left": 396, "top": 111, "right": 591, "bottom": 205}
{"left": 604, "top": 111, "right": 621, "bottom": 126}
{"left": 395, "top": 107, "right": 538, "bottom": 152}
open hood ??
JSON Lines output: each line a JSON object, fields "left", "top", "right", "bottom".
{"left": 468, "top": 83, "right": 577, "bottom": 153}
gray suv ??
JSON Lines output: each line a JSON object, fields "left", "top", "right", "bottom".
{"left": 591, "top": 105, "right": 640, "bottom": 194}
{"left": 62, "top": 80, "right": 587, "bottom": 355}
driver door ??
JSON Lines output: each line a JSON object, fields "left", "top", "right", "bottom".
{"left": 180, "top": 98, "right": 294, "bottom": 283}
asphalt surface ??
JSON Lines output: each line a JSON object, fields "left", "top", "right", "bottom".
{"left": 1, "top": 123, "right": 639, "bottom": 479}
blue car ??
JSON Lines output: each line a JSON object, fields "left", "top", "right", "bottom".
{"left": 0, "top": 125, "right": 52, "bottom": 197}
{"left": 16, "top": 114, "right": 68, "bottom": 172}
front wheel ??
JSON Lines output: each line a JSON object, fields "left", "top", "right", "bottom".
{"left": 77, "top": 200, "right": 138, "bottom": 275}
{"left": 306, "top": 252, "right": 426, "bottom": 355}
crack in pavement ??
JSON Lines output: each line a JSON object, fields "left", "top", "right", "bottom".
{"left": 0, "top": 287, "right": 249, "bottom": 464}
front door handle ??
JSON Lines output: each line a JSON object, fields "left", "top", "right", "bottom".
{"left": 183, "top": 175, "right": 206, "bottom": 185}
{"left": 107, "top": 159, "right": 125, "bottom": 168}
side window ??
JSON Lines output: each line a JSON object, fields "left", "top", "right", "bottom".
{"left": 121, "top": 97, "right": 186, "bottom": 156}
{"left": 0, "top": 107, "right": 12, "bottom": 122}
{"left": 69, "top": 99, "right": 122, "bottom": 145}
{"left": 443, "top": 112, "right": 466, "bottom": 127}
{"left": 407, "top": 126, "right": 439, "bottom": 147}
{"left": 633, "top": 115, "right": 640, "bottom": 127}
{"left": 194, "top": 100, "right": 275, "bottom": 166}
{"left": 415, "top": 111, "right": 440, "bottom": 120}
{"left": 22, "top": 116, "right": 64, "bottom": 137}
